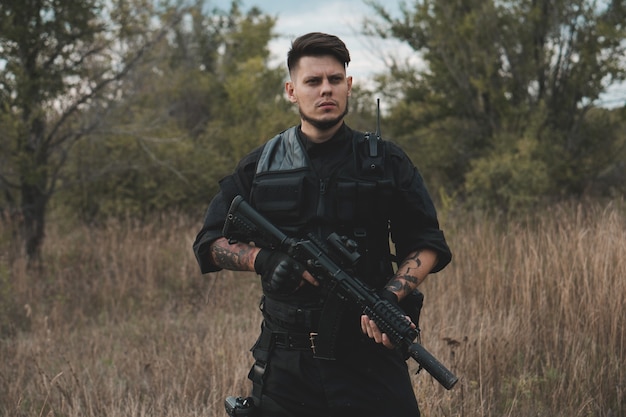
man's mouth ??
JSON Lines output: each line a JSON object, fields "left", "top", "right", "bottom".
{"left": 318, "top": 101, "right": 336, "bottom": 110}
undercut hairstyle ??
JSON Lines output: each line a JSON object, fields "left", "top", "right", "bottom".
{"left": 287, "top": 32, "right": 351, "bottom": 73}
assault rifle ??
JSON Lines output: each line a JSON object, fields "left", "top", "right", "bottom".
{"left": 222, "top": 195, "right": 459, "bottom": 390}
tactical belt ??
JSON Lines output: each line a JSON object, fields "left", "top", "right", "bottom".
{"left": 272, "top": 331, "right": 318, "bottom": 352}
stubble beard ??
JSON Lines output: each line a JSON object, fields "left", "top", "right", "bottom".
{"left": 299, "top": 99, "right": 350, "bottom": 131}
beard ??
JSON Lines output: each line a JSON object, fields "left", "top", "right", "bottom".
{"left": 299, "top": 99, "right": 350, "bottom": 131}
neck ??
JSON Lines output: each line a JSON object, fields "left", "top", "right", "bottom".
{"left": 300, "top": 120, "right": 343, "bottom": 143}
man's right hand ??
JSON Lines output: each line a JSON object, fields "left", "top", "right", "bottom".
{"left": 254, "top": 249, "right": 317, "bottom": 294}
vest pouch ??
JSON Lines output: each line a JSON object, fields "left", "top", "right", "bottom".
{"left": 251, "top": 173, "right": 305, "bottom": 222}
{"left": 374, "top": 179, "right": 393, "bottom": 219}
{"left": 355, "top": 181, "right": 377, "bottom": 224}
{"left": 335, "top": 179, "right": 389, "bottom": 225}
{"left": 335, "top": 181, "right": 357, "bottom": 222}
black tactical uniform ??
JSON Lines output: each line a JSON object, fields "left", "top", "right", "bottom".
{"left": 193, "top": 124, "right": 451, "bottom": 417}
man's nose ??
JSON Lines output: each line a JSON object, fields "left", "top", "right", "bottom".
{"left": 320, "top": 78, "right": 332, "bottom": 95}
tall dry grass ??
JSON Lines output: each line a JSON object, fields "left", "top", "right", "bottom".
{"left": 0, "top": 201, "right": 624, "bottom": 416}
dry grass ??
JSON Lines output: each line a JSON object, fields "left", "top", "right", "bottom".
{"left": 0, "top": 201, "right": 624, "bottom": 416}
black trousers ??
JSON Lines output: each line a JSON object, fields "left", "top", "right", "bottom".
{"left": 253, "top": 335, "right": 421, "bottom": 417}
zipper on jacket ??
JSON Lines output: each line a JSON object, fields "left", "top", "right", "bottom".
{"left": 317, "top": 178, "right": 328, "bottom": 217}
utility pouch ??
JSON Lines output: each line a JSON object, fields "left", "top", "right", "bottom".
{"left": 247, "top": 321, "right": 274, "bottom": 405}
{"left": 252, "top": 174, "right": 305, "bottom": 219}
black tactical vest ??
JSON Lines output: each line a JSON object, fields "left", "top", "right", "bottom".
{"left": 249, "top": 126, "right": 396, "bottom": 288}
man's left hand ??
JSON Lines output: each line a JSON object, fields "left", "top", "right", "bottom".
{"left": 360, "top": 288, "right": 416, "bottom": 349}
{"left": 360, "top": 314, "right": 416, "bottom": 349}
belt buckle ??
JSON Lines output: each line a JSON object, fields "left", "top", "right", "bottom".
{"left": 309, "top": 332, "right": 318, "bottom": 355}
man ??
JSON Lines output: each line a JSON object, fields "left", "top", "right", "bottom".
{"left": 193, "top": 32, "right": 452, "bottom": 417}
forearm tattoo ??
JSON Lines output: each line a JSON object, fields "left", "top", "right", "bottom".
{"left": 386, "top": 250, "right": 423, "bottom": 297}
{"left": 209, "top": 239, "right": 256, "bottom": 271}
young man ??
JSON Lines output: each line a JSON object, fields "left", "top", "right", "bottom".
{"left": 193, "top": 32, "right": 452, "bottom": 417}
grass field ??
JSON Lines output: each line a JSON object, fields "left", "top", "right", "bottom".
{"left": 1, "top": 200, "right": 624, "bottom": 416}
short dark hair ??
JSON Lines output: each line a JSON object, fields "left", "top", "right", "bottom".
{"left": 287, "top": 32, "right": 351, "bottom": 72}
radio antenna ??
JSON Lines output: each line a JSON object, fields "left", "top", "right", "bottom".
{"left": 368, "top": 98, "right": 382, "bottom": 157}
{"left": 376, "top": 98, "right": 381, "bottom": 138}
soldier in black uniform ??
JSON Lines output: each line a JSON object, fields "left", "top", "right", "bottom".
{"left": 193, "top": 32, "right": 452, "bottom": 417}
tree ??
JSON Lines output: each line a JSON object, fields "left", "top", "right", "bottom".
{"left": 0, "top": 0, "right": 182, "bottom": 261}
{"left": 56, "top": 2, "right": 298, "bottom": 221}
{"left": 367, "top": 0, "right": 626, "bottom": 209}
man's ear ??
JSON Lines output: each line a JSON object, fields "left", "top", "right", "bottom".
{"left": 285, "top": 81, "right": 297, "bottom": 103}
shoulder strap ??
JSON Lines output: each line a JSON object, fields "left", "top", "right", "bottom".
{"left": 256, "top": 127, "right": 307, "bottom": 174}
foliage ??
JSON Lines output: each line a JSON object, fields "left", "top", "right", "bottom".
{"left": 465, "top": 133, "right": 551, "bottom": 213}
{"left": 0, "top": 0, "right": 181, "bottom": 259}
{"left": 55, "top": 2, "right": 300, "bottom": 222}
{"left": 366, "top": 0, "right": 626, "bottom": 211}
